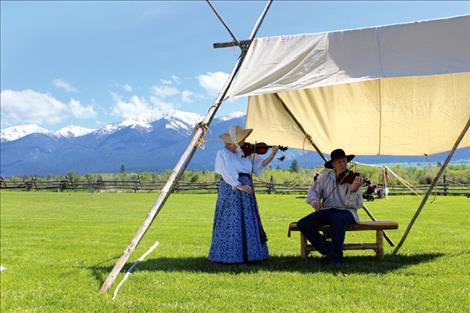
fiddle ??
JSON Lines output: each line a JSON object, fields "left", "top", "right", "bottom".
{"left": 337, "top": 169, "right": 361, "bottom": 185}
{"left": 241, "top": 142, "right": 288, "bottom": 157}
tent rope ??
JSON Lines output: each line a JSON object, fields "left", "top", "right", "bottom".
{"left": 192, "top": 121, "right": 210, "bottom": 149}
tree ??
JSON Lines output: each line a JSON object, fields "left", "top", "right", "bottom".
{"left": 290, "top": 159, "right": 300, "bottom": 173}
{"left": 84, "top": 173, "right": 94, "bottom": 183}
{"left": 190, "top": 174, "right": 200, "bottom": 183}
{"left": 120, "top": 164, "right": 126, "bottom": 174}
{"left": 67, "top": 171, "right": 81, "bottom": 184}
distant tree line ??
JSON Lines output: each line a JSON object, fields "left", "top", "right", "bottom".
{"left": 2, "top": 163, "right": 469, "bottom": 186}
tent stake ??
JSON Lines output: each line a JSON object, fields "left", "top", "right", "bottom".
{"left": 99, "top": 0, "right": 273, "bottom": 293}
{"left": 393, "top": 117, "right": 470, "bottom": 255}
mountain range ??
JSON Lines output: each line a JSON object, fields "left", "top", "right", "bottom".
{"left": 1, "top": 110, "right": 469, "bottom": 177}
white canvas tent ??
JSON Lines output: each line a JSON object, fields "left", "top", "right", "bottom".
{"left": 226, "top": 15, "right": 470, "bottom": 155}
{"left": 99, "top": 6, "right": 470, "bottom": 293}
{"left": 225, "top": 13, "right": 470, "bottom": 257}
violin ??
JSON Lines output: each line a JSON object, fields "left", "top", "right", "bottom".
{"left": 241, "top": 142, "right": 288, "bottom": 157}
{"left": 337, "top": 169, "right": 361, "bottom": 185}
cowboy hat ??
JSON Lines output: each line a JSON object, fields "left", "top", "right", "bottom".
{"left": 324, "top": 148, "right": 355, "bottom": 169}
{"left": 219, "top": 125, "right": 253, "bottom": 145}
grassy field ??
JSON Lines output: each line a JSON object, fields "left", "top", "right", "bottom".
{"left": 1, "top": 191, "right": 469, "bottom": 312}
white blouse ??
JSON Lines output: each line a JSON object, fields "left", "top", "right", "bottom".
{"left": 215, "top": 148, "right": 264, "bottom": 188}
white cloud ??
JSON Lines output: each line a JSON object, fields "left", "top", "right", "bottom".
{"left": 151, "top": 85, "right": 179, "bottom": 98}
{"left": 160, "top": 75, "right": 181, "bottom": 85}
{"left": 181, "top": 90, "right": 195, "bottom": 103}
{"left": 149, "top": 96, "right": 178, "bottom": 111}
{"left": 123, "top": 84, "right": 133, "bottom": 92}
{"left": 197, "top": 72, "right": 229, "bottom": 96}
{"left": 110, "top": 92, "right": 180, "bottom": 120}
{"left": 52, "top": 78, "right": 78, "bottom": 93}
{"left": 111, "top": 93, "right": 152, "bottom": 118}
{"left": 0, "top": 89, "right": 97, "bottom": 125}
{"left": 68, "top": 99, "right": 97, "bottom": 119}
{"left": 1, "top": 89, "right": 67, "bottom": 124}
{"left": 160, "top": 79, "right": 173, "bottom": 85}
{"left": 171, "top": 75, "right": 181, "bottom": 85}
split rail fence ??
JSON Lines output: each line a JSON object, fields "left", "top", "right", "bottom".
{"left": 1, "top": 176, "right": 469, "bottom": 196}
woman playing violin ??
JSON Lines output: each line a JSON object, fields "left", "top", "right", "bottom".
{"left": 208, "top": 125, "right": 278, "bottom": 263}
{"left": 297, "top": 148, "right": 363, "bottom": 264}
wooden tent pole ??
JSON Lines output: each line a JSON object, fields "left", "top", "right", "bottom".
{"left": 206, "top": 0, "right": 240, "bottom": 46}
{"left": 273, "top": 94, "right": 327, "bottom": 162}
{"left": 393, "top": 117, "right": 470, "bottom": 255}
{"left": 383, "top": 167, "right": 387, "bottom": 199}
{"left": 363, "top": 204, "right": 395, "bottom": 246}
{"left": 99, "top": 0, "right": 273, "bottom": 293}
{"left": 274, "top": 93, "right": 396, "bottom": 246}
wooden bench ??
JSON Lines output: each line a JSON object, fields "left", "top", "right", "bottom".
{"left": 288, "top": 221, "right": 398, "bottom": 259}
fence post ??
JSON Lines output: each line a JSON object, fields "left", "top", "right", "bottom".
{"left": 267, "top": 175, "right": 274, "bottom": 194}
{"left": 443, "top": 174, "right": 448, "bottom": 196}
{"left": 31, "top": 176, "right": 38, "bottom": 190}
{"left": 24, "top": 177, "right": 32, "bottom": 191}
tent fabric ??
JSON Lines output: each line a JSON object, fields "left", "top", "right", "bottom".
{"left": 227, "top": 15, "right": 470, "bottom": 97}
{"left": 227, "top": 15, "right": 470, "bottom": 156}
{"left": 246, "top": 72, "right": 470, "bottom": 155}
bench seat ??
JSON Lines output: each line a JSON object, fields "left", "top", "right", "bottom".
{"left": 288, "top": 220, "right": 398, "bottom": 259}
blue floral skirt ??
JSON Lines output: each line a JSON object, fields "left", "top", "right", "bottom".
{"left": 208, "top": 175, "right": 269, "bottom": 263}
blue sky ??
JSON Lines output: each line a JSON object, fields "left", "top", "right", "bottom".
{"left": 1, "top": 1, "right": 469, "bottom": 131}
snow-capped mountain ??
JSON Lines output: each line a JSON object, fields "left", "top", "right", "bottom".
{"left": 53, "top": 126, "right": 95, "bottom": 138}
{"left": 1, "top": 109, "right": 205, "bottom": 141}
{"left": 91, "top": 110, "right": 204, "bottom": 137}
{"left": 1, "top": 110, "right": 469, "bottom": 176}
{"left": 0, "top": 111, "right": 248, "bottom": 176}
{"left": 219, "top": 111, "right": 245, "bottom": 121}
{"left": 0, "top": 124, "right": 49, "bottom": 142}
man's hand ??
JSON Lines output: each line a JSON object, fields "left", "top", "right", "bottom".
{"left": 312, "top": 202, "right": 322, "bottom": 211}
{"left": 351, "top": 176, "right": 363, "bottom": 192}
{"left": 237, "top": 185, "right": 253, "bottom": 194}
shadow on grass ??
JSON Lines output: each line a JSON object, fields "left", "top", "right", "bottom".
{"left": 89, "top": 253, "right": 443, "bottom": 286}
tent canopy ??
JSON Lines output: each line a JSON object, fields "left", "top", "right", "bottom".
{"left": 226, "top": 15, "right": 470, "bottom": 156}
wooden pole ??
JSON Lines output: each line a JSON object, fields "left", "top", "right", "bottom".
{"left": 99, "top": 1, "right": 273, "bottom": 293}
{"left": 206, "top": 1, "right": 240, "bottom": 47}
{"left": 393, "top": 117, "right": 470, "bottom": 255}
{"left": 273, "top": 93, "right": 327, "bottom": 162}
{"left": 362, "top": 204, "right": 395, "bottom": 247}
{"left": 214, "top": 40, "right": 251, "bottom": 49}
{"left": 383, "top": 167, "right": 387, "bottom": 199}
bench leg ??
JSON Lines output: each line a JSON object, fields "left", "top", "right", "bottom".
{"left": 300, "top": 233, "right": 308, "bottom": 259}
{"left": 375, "top": 230, "right": 384, "bottom": 259}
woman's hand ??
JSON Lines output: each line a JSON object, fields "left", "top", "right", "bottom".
{"left": 236, "top": 184, "right": 253, "bottom": 194}
{"left": 271, "top": 146, "right": 279, "bottom": 155}
{"left": 262, "top": 146, "right": 280, "bottom": 167}
{"left": 351, "top": 176, "right": 363, "bottom": 192}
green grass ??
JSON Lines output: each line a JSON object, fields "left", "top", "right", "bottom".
{"left": 1, "top": 192, "right": 469, "bottom": 312}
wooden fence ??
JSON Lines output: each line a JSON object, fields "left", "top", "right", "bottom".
{"left": 1, "top": 176, "right": 469, "bottom": 196}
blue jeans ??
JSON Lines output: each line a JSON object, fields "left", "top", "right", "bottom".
{"left": 297, "top": 208, "right": 355, "bottom": 262}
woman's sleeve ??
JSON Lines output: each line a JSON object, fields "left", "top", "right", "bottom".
{"left": 215, "top": 150, "right": 240, "bottom": 189}
{"left": 251, "top": 154, "right": 264, "bottom": 177}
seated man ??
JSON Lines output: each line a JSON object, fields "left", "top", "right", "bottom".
{"left": 297, "top": 149, "right": 363, "bottom": 264}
